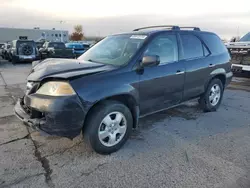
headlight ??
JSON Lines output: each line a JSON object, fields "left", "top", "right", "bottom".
{"left": 36, "top": 81, "right": 76, "bottom": 96}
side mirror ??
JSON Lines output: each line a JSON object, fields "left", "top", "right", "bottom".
{"left": 141, "top": 55, "right": 160, "bottom": 67}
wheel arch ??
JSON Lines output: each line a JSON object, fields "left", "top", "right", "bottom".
{"left": 205, "top": 68, "right": 226, "bottom": 90}
{"left": 83, "top": 93, "right": 140, "bottom": 131}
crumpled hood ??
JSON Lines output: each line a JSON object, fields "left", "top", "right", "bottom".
{"left": 28, "top": 58, "right": 115, "bottom": 81}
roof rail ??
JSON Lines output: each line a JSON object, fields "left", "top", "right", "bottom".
{"left": 133, "top": 25, "right": 180, "bottom": 31}
{"left": 133, "top": 25, "right": 201, "bottom": 32}
{"left": 179, "top": 27, "right": 201, "bottom": 31}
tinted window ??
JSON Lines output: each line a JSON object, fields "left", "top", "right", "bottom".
{"left": 19, "top": 36, "right": 28, "bottom": 40}
{"left": 16, "top": 41, "right": 34, "bottom": 48}
{"left": 48, "top": 42, "right": 65, "bottom": 49}
{"left": 200, "top": 33, "right": 227, "bottom": 55}
{"left": 180, "top": 34, "right": 203, "bottom": 59}
{"left": 144, "top": 34, "right": 178, "bottom": 64}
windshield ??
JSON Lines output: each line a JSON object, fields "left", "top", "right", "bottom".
{"left": 78, "top": 34, "right": 146, "bottom": 66}
{"left": 239, "top": 32, "right": 250, "bottom": 42}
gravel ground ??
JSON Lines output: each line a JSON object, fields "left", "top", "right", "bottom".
{"left": 0, "top": 59, "right": 250, "bottom": 188}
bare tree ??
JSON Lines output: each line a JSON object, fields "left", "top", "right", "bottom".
{"left": 70, "top": 25, "right": 84, "bottom": 41}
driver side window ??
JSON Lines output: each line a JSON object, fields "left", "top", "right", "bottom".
{"left": 144, "top": 34, "right": 178, "bottom": 65}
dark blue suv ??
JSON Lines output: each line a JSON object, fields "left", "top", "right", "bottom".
{"left": 14, "top": 25, "right": 232, "bottom": 154}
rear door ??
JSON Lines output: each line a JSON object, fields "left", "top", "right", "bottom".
{"left": 178, "top": 33, "right": 212, "bottom": 100}
{"left": 138, "top": 33, "right": 185, "bottom": 115}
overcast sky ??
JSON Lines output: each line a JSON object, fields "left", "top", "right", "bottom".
{"left": 1, "top": 0, "right": 250, "bottom": 39}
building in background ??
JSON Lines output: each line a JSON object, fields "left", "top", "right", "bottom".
{"left": 0, "top": 27, "right": 69, "bottom": 43}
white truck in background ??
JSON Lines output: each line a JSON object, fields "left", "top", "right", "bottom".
{"left": 225, "top": 32, "right": 250, "bottom": 73}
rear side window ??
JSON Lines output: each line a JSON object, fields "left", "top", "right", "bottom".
{"left": 180, "top": 34, "right": 204, "bottom": 60}
{"left": 200, "top": 33, "right": 227, "bottom": 55}
{"left": 144, "top": 34, "right": 178, "bottom": 65}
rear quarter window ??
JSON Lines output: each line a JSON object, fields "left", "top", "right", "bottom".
{"left": 200, "top": 33, "right": 227, "bottom": 55}
{"left": 180, "top": 34, "right": 204, "bottom": 60}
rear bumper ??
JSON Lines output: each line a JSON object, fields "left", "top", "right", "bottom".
{"left": 231, "top": 64, "right": 250, "bottom": 72}
{"left": 13, "top": 55, "right": 38, "bottom": 62}
{"left": 14, "top": 94, "right": 85, "bottom": 139}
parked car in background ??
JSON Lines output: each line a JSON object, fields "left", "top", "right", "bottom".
{"left": 225, "top": 32, "right": 250, "bottom": 73}
{"left": 65, "top": 43, "right": 88, "bottom": 57}
{"left": 14, "top": 25, "right": 232, "bottom": 154}
{"left": 82, "top": 43, "right": 91, "bottom": 50}
{"left": 0, "top": 43, "right": 11, "bottom": 60}
{"left": 7, "top": 40, "right": 38, "bottom": 64}
{"left": 39, "top": 42, "right": 75, "bottom": 59}
{"left": 0, "top": 43, "right": 5, "bottom": 59}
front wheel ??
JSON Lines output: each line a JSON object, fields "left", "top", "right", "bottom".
{"left": 84, "top": 100, "right": 133, "bottom": 154}
{"left": 199, "top": 78, "right": 224, "bottom": 112}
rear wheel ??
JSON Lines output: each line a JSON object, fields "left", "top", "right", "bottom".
{"left": 12, "top": 59, "right": 16, "bottom": 65}
{"left": 199, "top": 78, "right": 224, "bottom": 112}
{"left": 84, "top": 100, "right": 133, "bottom": 154}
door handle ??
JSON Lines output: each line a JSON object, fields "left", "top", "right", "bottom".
{"left": 209, "top": 64, "right": 215, "bottom": 67}
{"left": 176, "top": 70, "right": 185, "bottom": 75}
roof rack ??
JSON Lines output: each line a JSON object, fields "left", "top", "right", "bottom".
{"left": 179, "top": 27, "right": 200, "bottom": 31}
{"left": 133, "top": 25, "right": 201, "bottom": 31}
{"left": 133, "top": 25, "right": 180, "bottom": 31}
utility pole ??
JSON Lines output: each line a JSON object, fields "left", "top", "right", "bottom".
{"left": 59, "top": 20, "right": 65, "bottom": 42}
{"left": 237, "top": 26, "right": 240, "bottom": 38}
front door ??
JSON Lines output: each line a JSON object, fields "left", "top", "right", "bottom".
{"left": 138, "top": 33, "right": 185, "bottom": 116}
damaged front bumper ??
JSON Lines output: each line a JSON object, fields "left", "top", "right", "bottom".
{"left": 14, "top": 94, "right": 85, "bottom": 139}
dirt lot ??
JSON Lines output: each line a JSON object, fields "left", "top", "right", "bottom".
{"left": 0, "top": 59, "right": 250, "bottom": 188}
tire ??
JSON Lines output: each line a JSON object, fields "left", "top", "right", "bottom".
{"left": 199, "top": 78, "right": 224, "bottom": 112}
{"left": 12, "top": 57, "right": 16, "bottom": 65}
{"left": 21, "top": 44, "right": 33, "bottom": 55}
{"left": 8, "top": 54, "right": 11, "bottom": 62}
{"left": 84, "top": 100, "right": 133, "bottom": 154}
